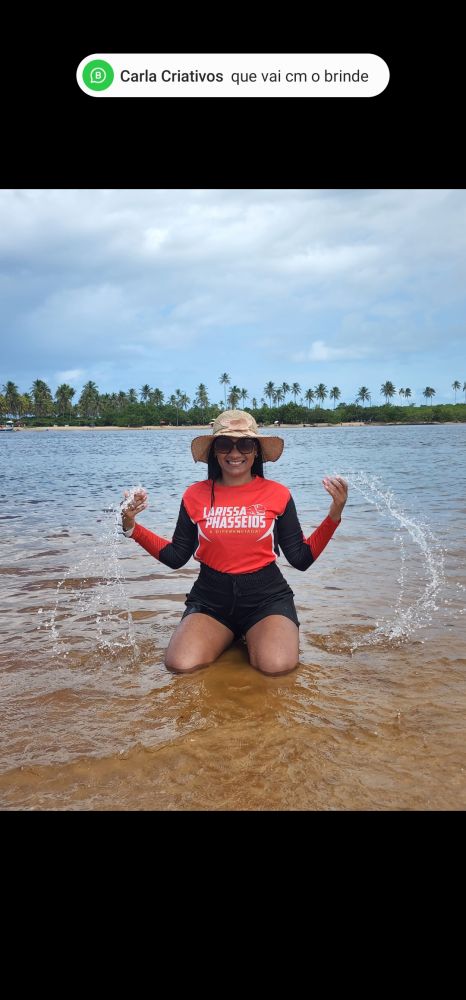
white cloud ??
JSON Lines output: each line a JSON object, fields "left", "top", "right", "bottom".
{"left": 292, "top": 340, "right": 369, "bottom": 362}
{"left": 141, "top": 226, "right": 169, "bottom": 253}
{"left": 279, "top": 244, "right": 379, "bottom": 277}
{"left": 55, "top": 368, "right": 85, "bottom": 382}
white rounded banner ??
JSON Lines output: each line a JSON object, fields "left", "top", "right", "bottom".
{"left": 77, "top": 53, "right": 390, "bottom": 98}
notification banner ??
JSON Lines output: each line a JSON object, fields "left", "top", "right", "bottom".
{"left": 77, "top": 53, "right": 390, "bottom": 98}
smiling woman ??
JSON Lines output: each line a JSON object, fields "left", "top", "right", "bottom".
{"left": 121, "top": 409, "right": 348, "bottom": 676}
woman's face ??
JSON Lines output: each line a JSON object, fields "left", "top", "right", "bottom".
{"left": 214, "top": 437, "right": 258, "bottom": 483}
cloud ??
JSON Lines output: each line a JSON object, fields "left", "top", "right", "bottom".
{"left": 1, "top": 188, "right": 465, "bottom": 402}
{"left": 279, "top": 244, "right": 380, "bottom": 277}
{"left": 55, "top": 369, "right": 85, "bottom": 382}
{"left": 292, "top": 340, "right": 369, "bottom": 362}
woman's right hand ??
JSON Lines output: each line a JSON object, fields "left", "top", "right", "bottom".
{"left": 121, "top": 488, "right": 148, "bottom": 531}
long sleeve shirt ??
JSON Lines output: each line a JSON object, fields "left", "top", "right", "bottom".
{"left": 127, "top": 476, "right": 339, "bottom": 574}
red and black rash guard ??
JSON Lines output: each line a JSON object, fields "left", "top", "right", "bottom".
{"left": 128, "top": 477, "right": 339, "bottom": 573}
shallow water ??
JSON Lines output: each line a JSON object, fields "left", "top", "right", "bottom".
{"left": 1, "top": 424, "right": 465, "bottom": 810}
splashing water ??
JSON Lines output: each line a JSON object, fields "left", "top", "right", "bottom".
{"left": 46, "top": 488, "right": 142, "bottom": 664}
{"left": 120, "top": 483, "right": 144, "bottom": 512}
{"left": 342, "top": 471, "right": 445, "bottom": 651}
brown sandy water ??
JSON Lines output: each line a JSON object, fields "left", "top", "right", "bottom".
{"left": 0, "top": 426, "right": 465, "bottom": 810}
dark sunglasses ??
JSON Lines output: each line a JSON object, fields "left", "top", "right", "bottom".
{"left": 214, "top": 436, "right": 257, "bottom": 455}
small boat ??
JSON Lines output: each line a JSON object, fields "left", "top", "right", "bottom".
{"left": 0, "top": 420, "right": 15, "bottom": 432}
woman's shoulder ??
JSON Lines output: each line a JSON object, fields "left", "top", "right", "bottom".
{"left": 183, "top": 479, "right": 211, "bottom": 499}
{"left": 256, "top": 477, "right": 291, "bottom": 499}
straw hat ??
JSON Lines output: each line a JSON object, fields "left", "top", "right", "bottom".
{"left": 191, "top": 410, "right": 284, "bottom": 463}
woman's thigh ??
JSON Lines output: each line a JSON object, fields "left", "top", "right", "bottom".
{"left": 164, "top": 613, "right": 235, "bottom": 673}
{"left": 245, "top": 615, "right": 299, "bottom": 676}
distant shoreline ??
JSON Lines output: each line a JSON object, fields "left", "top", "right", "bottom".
{"left": 10, "top": 420, "right": 466, "bottom": 432}
{"left": 6, "top": 422, "right": 366, "bottom": 431}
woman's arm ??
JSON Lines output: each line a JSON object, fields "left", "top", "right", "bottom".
{"left": 121, "top": 489, "right": 197, "bottom": 568}
{"left": 277, "top": 477, "right": 348, "bottom": 570}
{"left": 322, "top": 476, "right": 348, "bottom": 523}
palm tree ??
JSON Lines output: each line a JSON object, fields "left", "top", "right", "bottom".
{"left": 304, "top": 388, "right": 315, "bottom": 408}
{"left": 404, "top": 387, "right": 412, "bottom": 405}
{"left": 171, "top": 388, "right": 184, "bottom": 425}
{"left": 264, "top": 381, "right": 275, "bottom": 407}
{"left": 356, "top": 386, "right": 371, "bottom": 406}
{"left": 219, "top": 373, "right": 230, "bottom": 407}
{"left": 140, "top": 384, "right": 151, "bottom": 403}
{"left": 195, "top": 384, "right": 209, "bottom": 406}
{"left": 128, "top": 388, "right": 138, "bottom": 404}
{"left": 315, "top": 383, "right": 328, "bottom": 408}
{"left": 227, "top": 385, "right": 241, "bottom": 409}
{"left": 31, "top": 379, "right": 54, "bottom": 419}
{"left": 150, "top": 389, "right": 164, "bottom": 406}
{"left": 291, "top": 382, "right": 301, "bottom": 403}
{"left": 55, "top": 383, "right": 75, "bottom": 419}
{"left": 463, "top": 381, "right": 466, "bottom": 402}
{"left": 452, "top": 380, "right": 461, "bottom": 403}
{"left": 2, "top": 381, "right": 21, "bottom": 417}
{"left": 281, "top": 382, "right": 290, "bottom": 403}
{"left": 381, "top": 381, "right": 396, "bottom": 404}
{"left": 251, "top": 397, "right": 258, "bottom": 410}
{"left": 423, "top": 386, "right": 436, "bottom": 405}
{"left": 194, "top": 384, "right": 209, "bottom": 420}
{"left": 329, "top": 386, "right": 341, "bottom": 409}
{"left": 20, "top": 392, "right": 32, "bottom": 418}
{"left": 78, "top": 380, "right": 100, "bottom": 423}
{"left": 399, "top": 388, "right": 405, "bottom": 404}
{"left": 151, "top": 388, "right": 164, "bottom": 407}
{"left": 240, "top": 388, "right": 248, "bottom": 407}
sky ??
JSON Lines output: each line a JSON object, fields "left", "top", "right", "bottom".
{"left": 1, "top": 188, "right": 465, "bottom": 407}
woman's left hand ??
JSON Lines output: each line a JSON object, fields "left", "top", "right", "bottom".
{"left": 322, "top": 476, "right": 348, "bottom": 522}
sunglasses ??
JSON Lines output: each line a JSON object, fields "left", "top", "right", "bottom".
{"left": 214, "top": 436, "right": 257, "bottom": 455}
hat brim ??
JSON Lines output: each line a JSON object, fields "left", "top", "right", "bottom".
{"left": 191, "top": 433, "right": 284, "bottom": 463}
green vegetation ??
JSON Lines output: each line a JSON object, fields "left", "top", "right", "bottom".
{"left": 1, "top": 376, "right": 466, "bottom": 427}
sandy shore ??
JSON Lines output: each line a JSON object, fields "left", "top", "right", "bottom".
{"left": 14, "top": 420, "right": 465, "bottom": 431}
{"left": 17, "top": 424, "right": 209, "bottom": 431}
{"left": 14, "top": 421, "right": 368, "bottom": 431}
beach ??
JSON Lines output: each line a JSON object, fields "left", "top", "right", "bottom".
{"left": 14, "top": 419, "right": 464, "bottom": 432}
{"left": 15, "top": 421, "right": 377, "bottom": 431}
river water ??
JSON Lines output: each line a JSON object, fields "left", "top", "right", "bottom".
{"left": 1, "top": 424, "right": 465, "bottom": 810}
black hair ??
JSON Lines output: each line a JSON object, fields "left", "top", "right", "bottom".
{"left": 207, "top": 442, "right": 265, "bottom": 509}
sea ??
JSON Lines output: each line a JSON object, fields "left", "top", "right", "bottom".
{"left": 1, "top": 424, "right": 465, "bottom": 810}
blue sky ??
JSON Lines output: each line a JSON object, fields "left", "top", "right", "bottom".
{"left": 1, "top": 188, "right": 465, "bottom": 406}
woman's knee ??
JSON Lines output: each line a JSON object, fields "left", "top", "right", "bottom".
{"left": 164, "top": 614, "right": 234, "bottom": 673}
{"left": 164, "top": 650, "right": 205, "bottom": 673}
{"left": 246, "top": 616, "right": 299, "bottom": 676}
{"left": 250, "top": 652, "right": 298, "bottom": 676}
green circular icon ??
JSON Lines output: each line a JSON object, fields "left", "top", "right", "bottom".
{"left": 82, "top": 60, "right": 114, "bottom": 91}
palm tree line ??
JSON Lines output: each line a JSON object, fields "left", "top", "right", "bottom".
{"left": 1, "top": 375, "right": 465, "bottom": 423}
{"left": 219, "top": 375, "right": 459, "bottom": 410}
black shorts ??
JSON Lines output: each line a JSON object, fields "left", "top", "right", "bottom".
{"left": 181, "top": 562, "right": 300, "bottom": 639}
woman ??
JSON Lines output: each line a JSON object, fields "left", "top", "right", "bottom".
{"left": 121, "top": 410, "right": 348, "bottom": 676}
